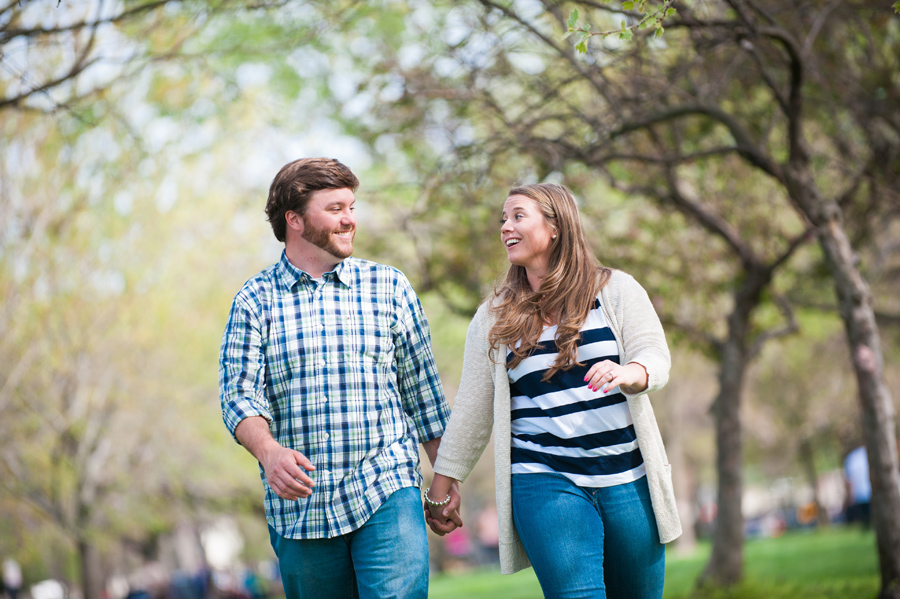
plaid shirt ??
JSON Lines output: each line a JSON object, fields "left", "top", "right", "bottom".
{"left": 219, "top": 252, "right": 449, "bottom": 539}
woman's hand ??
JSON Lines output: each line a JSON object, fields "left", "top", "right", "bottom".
{"left": 423, "top": 475, "right": 463, "bottom": 535}
{"left": 584, "top": 360, "right": 648, "bottom": 395}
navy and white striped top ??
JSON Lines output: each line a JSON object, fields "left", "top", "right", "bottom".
{"left": 508, "top": 298, "right": 645, "bottom": 488}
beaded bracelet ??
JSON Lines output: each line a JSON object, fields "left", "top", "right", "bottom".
{"left": 423, "top": 487, "right": 452, "bottom": 507}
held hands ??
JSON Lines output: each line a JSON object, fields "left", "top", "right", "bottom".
{"left": 260, "top": 444, "right": 316, "bottom": 501}
{"left": 423, "top": 477, "right": 463, "bottom": 536}
{"left": 584, "top": 360, "right": 649, "bottom": 395}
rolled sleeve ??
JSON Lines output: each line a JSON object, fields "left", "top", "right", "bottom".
{"left": 393, "top": 277, "right": 450, "bottom": 443}
{"left": 218, "top": 296, "right": 273, "bottom": 440}
{"left": 613, "top": 272, "right": 671, "bottom": 395}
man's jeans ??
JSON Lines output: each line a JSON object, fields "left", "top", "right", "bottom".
{"left": 268, "top": 487, "right": 428, "bottom": 599}
{"left": 512, "top": 472, "right": 665, "bottom": 599}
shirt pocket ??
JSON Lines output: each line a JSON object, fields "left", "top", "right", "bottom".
{"left": 344, "top": 307, "right": 395, "bottom": 366}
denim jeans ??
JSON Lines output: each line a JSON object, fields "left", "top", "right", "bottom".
{"left": 268, "top": 486, "right": 428, "bottom": 599}
{"left": 511, "top": 473, "right": 665, "bottom": 599}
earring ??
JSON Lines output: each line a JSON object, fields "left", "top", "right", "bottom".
{"left": 552, "top": 234, "right": 557, "bottom": 239}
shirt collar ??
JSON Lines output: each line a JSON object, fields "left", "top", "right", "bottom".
{"left": 276, "top": 251, "right": 353, "bottom": 289}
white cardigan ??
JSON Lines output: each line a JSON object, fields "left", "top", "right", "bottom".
{"left": 432, "top": 270, "right": 682, "bottom": 574}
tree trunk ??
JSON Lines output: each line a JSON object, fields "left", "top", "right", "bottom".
{"left": 701, "top": 340, "right": 745, "bottom": 586}
{"left": 78, "top": 537, "right": 102, "bottom": 599}
{"left": 798, "top": 438, "right": 829, "bottom": 528}
{"left": 786, "top": 169, "right": 900, "bottom": 599}
{"left": 699, "top": 303, "right": 756, "bottom": 587}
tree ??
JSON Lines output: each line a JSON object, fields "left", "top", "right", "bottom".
{"left": 301, "top": 0, "right": 900, "bottom": 592}
{"left": 1, "top": 1, "right": 303, "bottom": 593}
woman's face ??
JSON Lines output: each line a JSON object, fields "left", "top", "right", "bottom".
{"left": 501, "top": 194, "right": 555, "bottom": 276}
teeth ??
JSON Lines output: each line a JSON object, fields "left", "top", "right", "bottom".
{"left": 506, "top": 239, "right": 520, "bottom": 247}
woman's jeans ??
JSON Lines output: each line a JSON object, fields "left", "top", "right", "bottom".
{"left": 268, "top": 486, "right": 428, "bottom": 599}
{"left": 512, "top": 473, "right": 665, "bottom": 599}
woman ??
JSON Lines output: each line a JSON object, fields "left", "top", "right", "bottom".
{"left": 424, "top": 183, "right": 681, "bottom": 599}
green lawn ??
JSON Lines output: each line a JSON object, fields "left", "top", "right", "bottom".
{"left": 428, "top": 527, "right": 879, "bottom": 599}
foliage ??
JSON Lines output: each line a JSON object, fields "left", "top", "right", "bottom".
{"left": 3, "top": 0, "right": 899, "bottom": 595}
{"left": 565, "top": 2, "right": 676, "bottom": 48}
{"left": 0, "top": 0, "right": 306, "bottom": 591}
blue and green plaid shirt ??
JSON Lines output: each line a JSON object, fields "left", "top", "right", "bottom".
{"left": 219, "top": 252, "right": 449, "bottom": 539}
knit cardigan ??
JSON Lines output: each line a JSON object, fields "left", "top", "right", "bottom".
{"left": 432, "top": 270, "right": 683, "bottom": 575}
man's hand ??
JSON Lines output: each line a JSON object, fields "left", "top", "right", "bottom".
{"left": 234, "top": 416, "right": 316, "bottom": 501}
{"left": 260, "top": 445, "right": 316, "bottom": 501}
{"left": 424, "top": 480, "right": 463, "bottom": 536}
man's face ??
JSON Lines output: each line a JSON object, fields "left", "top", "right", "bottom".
{"left": 299, "top": 188, "right": 356, "bottom": 260}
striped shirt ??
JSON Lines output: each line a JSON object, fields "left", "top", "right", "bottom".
{"left": 508, "top": 298, "right": 645, "bottom": 488}
{"left": 219, "top": 252, "right": 449, "bottom": 539}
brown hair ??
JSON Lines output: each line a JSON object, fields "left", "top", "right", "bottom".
{"left": 265, "top": 158, "right": 360, "bottom": 242}
{"left": 488, "top": 183, "right": 612, "bottom": 381}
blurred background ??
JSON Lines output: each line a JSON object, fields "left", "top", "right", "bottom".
{"left": 1, "top": 1, "right": 898, "bottom": 598}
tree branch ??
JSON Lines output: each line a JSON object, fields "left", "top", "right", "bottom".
{"left": 661, "top": 161, "right": 758, "bottom": 269}
{"left": 749, "top": 294, "right": 799, "bottom": 358}
{"left": 609, "top": 104, "right": 782, "bottom": 179}
{"left": 0, "top": 0, "right": 172, "bottom": 43}
{"left": 479, "top": 0, "right": 625, "bottom": 120}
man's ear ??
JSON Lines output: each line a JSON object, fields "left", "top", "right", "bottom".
{"left": 285, "top": 211, "right": 304, "bottom": 234}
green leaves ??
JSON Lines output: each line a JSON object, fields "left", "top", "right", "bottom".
{"left": 566, "top": 8, "right": 592, "bottom": 52}
{"left": 566, "top": 1, "right": 676, "bottom": 52}
{"left": 894, "top": 0, "right": 900, "bottom": 13}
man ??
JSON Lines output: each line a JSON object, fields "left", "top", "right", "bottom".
{"left": 219, "top": 158, "right": 460, "bottom": 599}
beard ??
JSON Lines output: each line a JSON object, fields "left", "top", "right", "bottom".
{"left": 301, "top": 215, "right": 354, "bottom": 260}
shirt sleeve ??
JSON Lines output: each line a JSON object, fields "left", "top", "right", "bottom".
{"left": 218, "top": 293, "right": 273, "bottom": 441}
{"left": 392, "top": 274, "right": 450, "bottom": 443}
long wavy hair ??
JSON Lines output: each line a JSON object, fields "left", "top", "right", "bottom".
{"left": 488, "top": 183, "right": 612, "bottom": 381}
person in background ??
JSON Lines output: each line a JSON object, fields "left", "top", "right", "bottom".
{"left": 423, "top": 183, "right": 681, "bottom": 599}
{"left": 844, "top": 445, "right": 871, "bottom": 528}
{"left": 2, "top": 559, "right": 22, "bottom": 599}
{"left": 219, "top": 158, "right": 458, "bottom": 599}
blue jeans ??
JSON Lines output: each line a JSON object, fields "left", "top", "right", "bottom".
{"left": 511, "top": 473, "right": 665, "bottom": 599}
{"left": 268, "top": 487, "right": 428, "bottom": 599}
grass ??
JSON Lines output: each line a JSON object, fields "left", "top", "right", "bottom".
{"left": 428, "top": 527, "right": 879, "bottom": 599}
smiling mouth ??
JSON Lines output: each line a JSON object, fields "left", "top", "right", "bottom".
{"left": 505, "top": 239, "right": 521, "bottom": 247}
